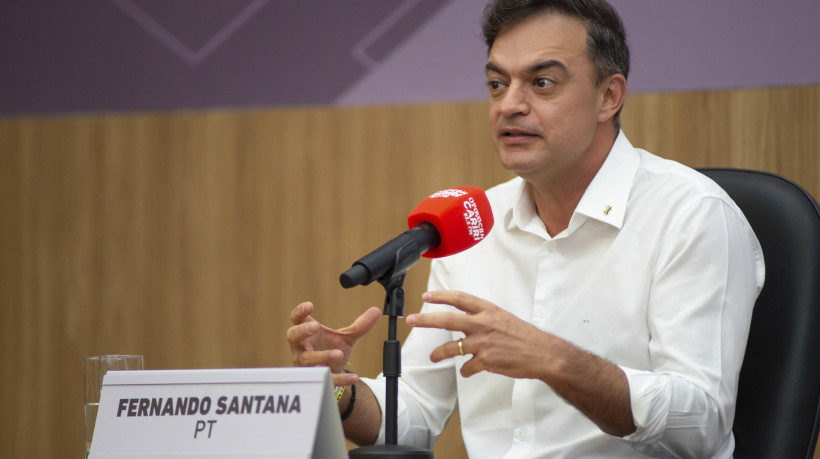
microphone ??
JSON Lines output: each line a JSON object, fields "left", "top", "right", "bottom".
{"left": 340, "top": 186, "right": 494, "bottom": 288}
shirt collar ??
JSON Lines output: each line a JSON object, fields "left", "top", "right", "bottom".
{"left": 573, "top": 131, "right": 639, "bottom": 230}
{"left": 506, "top": 131, "right": 639, "bottom": 236}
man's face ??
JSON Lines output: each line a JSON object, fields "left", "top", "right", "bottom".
{"left": 486, "top": 13, "right": 607, "bottom": 186}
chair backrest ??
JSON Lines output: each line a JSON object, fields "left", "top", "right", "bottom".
{"left": 699, "top": 168, "right": 820, "bottom": 459}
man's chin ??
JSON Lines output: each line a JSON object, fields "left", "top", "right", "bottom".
{"left": 497, "top": 149, "right": 542, "bottom": 173}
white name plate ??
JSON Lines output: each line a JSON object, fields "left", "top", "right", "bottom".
{"left": 89, "top": 367, "right": 346, "bottom": 458}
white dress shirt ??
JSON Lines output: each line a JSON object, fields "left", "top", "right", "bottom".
{"left": 361, "top": 132, "right": 765, "bottom": 458}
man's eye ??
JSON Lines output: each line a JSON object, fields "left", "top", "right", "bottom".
{"left": 487, "top": 81, "right": 502, "bottom": 91}
{"left": 535, "top": 78, "right": 552, "bottom": 88}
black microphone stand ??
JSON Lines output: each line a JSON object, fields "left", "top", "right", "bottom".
{"left": 347, "top": 241, "right": 435, "bottom": 458}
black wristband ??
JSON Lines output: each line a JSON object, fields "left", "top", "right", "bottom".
{"left": 340, "top": 383, "right": 356, "bottom": 421}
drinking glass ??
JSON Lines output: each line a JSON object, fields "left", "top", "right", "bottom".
{"left": 84, "top": 355, "right": 143, "bottom": 458}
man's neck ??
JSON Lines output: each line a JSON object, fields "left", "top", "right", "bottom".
{"left": 528, "top": 126, "right": 618, "bottom": 237}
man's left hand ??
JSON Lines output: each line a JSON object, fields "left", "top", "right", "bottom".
{"left": 406, "top": 289, "right": 637, "bottom": 437}
{"left": 406, "top": 290, "right": 562, "bottom": 379}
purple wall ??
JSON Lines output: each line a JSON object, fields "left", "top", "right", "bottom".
{"left": 340, "top": 0, "right": 820, "bottom": 105}
{"left": 1, "top": 0, "right": 818, "bottom": 116}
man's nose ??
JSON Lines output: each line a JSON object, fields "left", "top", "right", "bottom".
{"left": 498, "top": 84, "right": 530, "bottom": 117}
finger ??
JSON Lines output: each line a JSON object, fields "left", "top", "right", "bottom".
{"left": 422, "top": 290, "right": 488, "bottom": 314}
{"left": 290, "top": 301, "right": 316, "bottom": 325}
{"left": 460, "top": 357, "right": 483, "bottom": 378}
{"left": 429, "top": 339, "right": 467, "bottom": 363}
{"left": 285, "top": 321, "right": 319, "bottom": 346}
{"left": 294, "top": 348, "right": 345, "bottom": 368}
{"left": 332, "top": 371, "right": 358, "bottom": 387}
{"left": 406, "top": 311, "right": 470, "bottom": 332}
{"left": 339, "top": 306, "right": 382, "bottom": 339}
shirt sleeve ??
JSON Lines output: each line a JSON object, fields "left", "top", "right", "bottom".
{"left": 359, "top": 258, "right": 460, "bottom": 448}
{"left": 618, "top": 195, "right": 764, "bottom": 458}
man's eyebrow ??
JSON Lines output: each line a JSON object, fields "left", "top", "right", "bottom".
{"left": 528, "top": 59, "right": 567, "bottom": 74}
{"left": 485, "top": 59, "right": 568, "bottom": 76}
{"left": 485, "top": 61, "right": 505, "bottom": 75}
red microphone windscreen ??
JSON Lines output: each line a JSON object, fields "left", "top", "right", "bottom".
{"left": 407, "top": 186, "right": 494, "bottom": 258}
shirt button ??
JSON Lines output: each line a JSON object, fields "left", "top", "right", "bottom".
{"left": 515, "top": 429, "right": 529, "bottom": 441}
{"left": 534, "top": 308, "right": 546, "bottom": 318}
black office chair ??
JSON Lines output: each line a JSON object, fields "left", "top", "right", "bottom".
{"left": 698, "top": 168, "right": 820, "bottom": 459}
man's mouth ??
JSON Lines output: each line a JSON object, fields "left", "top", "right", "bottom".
{"left": 501, "top": 128, "right": 539, "bottom": 138}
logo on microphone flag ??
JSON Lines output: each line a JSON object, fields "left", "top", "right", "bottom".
{"left": 463, "top": 198, "right": 486, "bottom": 241}
{"left": 429, "top": 188, "right": 467, "bottom": 199}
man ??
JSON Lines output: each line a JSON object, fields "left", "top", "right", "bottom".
{"left": 287, "top": 0, "right": 764, "bottom": 457}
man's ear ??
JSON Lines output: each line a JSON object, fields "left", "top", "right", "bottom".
{"left": 598, "top": 74, "right": 627, "bottom": 123}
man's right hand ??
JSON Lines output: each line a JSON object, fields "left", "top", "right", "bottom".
{"left": 286, "top": 301, "right": 382, "bottom": 387}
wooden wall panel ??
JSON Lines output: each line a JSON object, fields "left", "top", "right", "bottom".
{"left": 621, "top": 85, "right": 819, "bottom": 199}
{"left": 0, "top": 84, "right": 817, "bottom": 458}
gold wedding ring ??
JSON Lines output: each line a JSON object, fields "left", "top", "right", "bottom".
{"left": 457, "top": 338, "right": 465, "bottom": 356}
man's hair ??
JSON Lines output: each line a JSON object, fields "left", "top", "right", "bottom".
{"left": 482, "top": 0, "right": 630, "bottom": 124}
